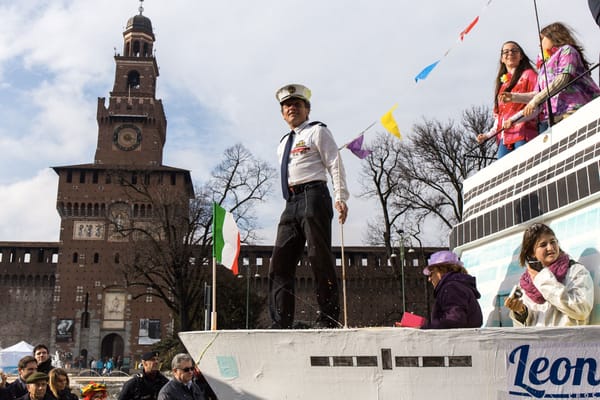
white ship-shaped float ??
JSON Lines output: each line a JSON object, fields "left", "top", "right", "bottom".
{"left": 180, "top": 97, "right": 600, "bottom": 399}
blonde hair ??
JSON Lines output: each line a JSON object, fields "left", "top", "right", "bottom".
{"left": 49, "top": 368, "right": 70, "bottom": 398}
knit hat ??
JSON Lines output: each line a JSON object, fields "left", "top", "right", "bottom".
{"left": 81, "top": 382, "right": 107, "bottom": 400}
{"left": 141, "top": 351, "right": 159, "bottom": 361}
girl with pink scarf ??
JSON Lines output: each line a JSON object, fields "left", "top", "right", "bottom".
{"left": 504, "top": 223, "right": 594, "bottom": 327}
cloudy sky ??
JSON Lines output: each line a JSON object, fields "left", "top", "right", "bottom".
{"left": 0, "top": 0, "right": 598, "bottom": 247}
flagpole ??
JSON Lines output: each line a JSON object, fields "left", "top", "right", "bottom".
{"left": 211, "top": 256, "right": 217, "bottom": 330}
{"left": 211, "top": 202, "right": 218, "bottom": 331}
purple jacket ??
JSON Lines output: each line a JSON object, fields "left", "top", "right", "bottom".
{"left": 423, "top": 272, "right": 483, "bottom": 329}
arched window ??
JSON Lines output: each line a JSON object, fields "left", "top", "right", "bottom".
{"left": 73, "top": 252, "right": 79, "bottom": 263}
{"left": 93, "top": 253, "right": 100, "bottom": 264}
{"left": 132, "top": 40, "right": 141, "bottom": 56}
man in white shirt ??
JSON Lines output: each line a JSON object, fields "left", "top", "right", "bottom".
{"left": 269, "top": 83, "right": 349, "bottom": 329}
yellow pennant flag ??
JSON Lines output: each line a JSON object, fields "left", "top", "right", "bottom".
{"left": 380, "top": 104, "right": 401, "bottom": 139}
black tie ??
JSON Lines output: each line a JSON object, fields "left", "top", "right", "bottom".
{"left": 281, "top": 130, "right": 295, "bottom": 200}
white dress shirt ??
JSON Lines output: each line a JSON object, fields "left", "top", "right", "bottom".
{"left": 277, "top": 120, "right": 349, "bottom": 202}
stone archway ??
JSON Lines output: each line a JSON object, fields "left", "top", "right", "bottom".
{"left": 100, "top": 333, "right": 124, "bottom": 359}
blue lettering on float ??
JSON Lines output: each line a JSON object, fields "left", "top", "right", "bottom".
{"left": 508, "top": 344, "right": 600, "bottom": 398}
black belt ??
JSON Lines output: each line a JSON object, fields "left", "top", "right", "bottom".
{"left": 288, "top": 181, "right": 326, "bottom": 195}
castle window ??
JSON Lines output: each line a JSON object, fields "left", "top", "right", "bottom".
{"left": 170, "top": 173, "right": 177, "bottom": 185}
{"left": 66, "top": 171, "right": 72, "bottom": 183}
{"left": 92, "top": 171, "right": 99, "bottom": 184}
{"left": 79, "top": 171, "right": 86, "bottom": 183}
{"left": 24, "top": 251, "right": 31, "bottom": 263}
{"left": 51, "top": 253, "right": 59, "bottom": 263}
{"left": 143, "top": 42, "right": 149, "bottom": 57}
{"left": 144, "top": 173, "right": 150, "bottom": 185}
{"left": 72, "top": 252, "right": 78, "bottom": 263}
{"left": 114, "top": 253, "right": 120, "bottom": 264}
{"left": 9, "top": 249, "right": 15, "bottom": 263}
{"left": 131, "top": 173, "right": 138, "bottom": 185}
{"left": 93, "top": 253, "right": 100, "bottom": 264}
{"left": 105, "top": 173, "right": 112, "bottom": 184}
{"left": 38, "top": 249, "right": 44, "bottom": 263}
{"left": 127, "top": 70, "right": 141, "bottom": 89}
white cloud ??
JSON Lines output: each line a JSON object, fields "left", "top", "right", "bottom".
{"left": 0, "top": 168, "right": 60, "bottom": 241}
{"left": 0, "top": 0, "right": 598, "bottom": 246}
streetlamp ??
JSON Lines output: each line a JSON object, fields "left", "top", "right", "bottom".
{"left": 397, "top": 230, "right": 406, "bottom": 314}
{"left": 238, "top": 261, "right": 260, "bottom": 329}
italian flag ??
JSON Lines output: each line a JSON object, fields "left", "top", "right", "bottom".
{"left": 212, "top": 203, "right": 240, "bottom": 275}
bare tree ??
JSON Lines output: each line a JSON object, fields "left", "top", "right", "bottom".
{"left": 394, "top": 105, "right": 495, "bottom": 230}
{"left": 108, "top": 143, "right": 275, "bottom": 332}
{"left": 359, "top": 105, "right": 495, "bottom": 249}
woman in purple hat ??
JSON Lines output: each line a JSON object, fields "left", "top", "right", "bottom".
{"left": 422, "top": 250, "right": 483, "bottom": 329}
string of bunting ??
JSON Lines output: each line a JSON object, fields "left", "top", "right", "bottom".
{"left": 340, "top": 0, "right": 495, "bottom": 159}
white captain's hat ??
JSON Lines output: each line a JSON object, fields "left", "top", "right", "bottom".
{"left": 276, "top": 83, "right": 311, "bottom": 104}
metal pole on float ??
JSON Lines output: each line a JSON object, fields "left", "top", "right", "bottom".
{"left": 340, "top": 223, "right": 348, "bottom": 328}
{"left": 335, "top": 150, "right": 348, "bottom": 328}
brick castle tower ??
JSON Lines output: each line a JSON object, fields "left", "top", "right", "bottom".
{"left": 51, "top": 4, "right": 193, "bottom": 365}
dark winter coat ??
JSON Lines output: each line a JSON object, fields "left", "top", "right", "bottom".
{"left": 118, "top": 371, "right": 169, "bottom": 400}
{"left": 423, "top": 271, "right": 483, "bottom": 329}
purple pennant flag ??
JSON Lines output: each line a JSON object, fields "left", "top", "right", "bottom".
{"left": 346, "top": 134, "right": 372, "bottom": 159}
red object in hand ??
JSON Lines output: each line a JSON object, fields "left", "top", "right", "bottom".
{"left": 395, "top": 311, "right": 427, "bottom": 328}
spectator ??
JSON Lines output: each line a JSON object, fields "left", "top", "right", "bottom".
{"left": 504, "top": 223, "right": 594, "bottom": 326}
{"left": 119, "top": 351, "right": 168, "bottom": 400}
{"left": 157, "top": 354, "right": 206, "bottom": 400}
{"left": 17, "top": 372, "right": 54, "bottom": 400}
{"left": 48, "top": 369, "right": 77, "bottom": 400}
{"left": 80, "top": 383, "right": 107, "bottom": 400}
{"left": 421, "top": 251, "right": 483, "bottom": 329}
{"left": 7, "top": 356, "right": 38, "bottom": 399}
{"left": 33, "top": 345, "right": 53, "bottom": 375}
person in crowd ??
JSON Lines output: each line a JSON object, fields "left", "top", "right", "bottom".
{"left": 502, "top": 22, "right": 600, "bottom": 133}
{"left": 157, "top": 353, "right": 206, "bottom": 400}
{"left": 80, "top": 383, "right": 107, "bottom": 400}
{"left": 269, "top": 83, "right": 349, "bottom": 329}
{"left": 119, "top": 351, "right": 168, "bottom": 400}
{"left": 505, "top": 223, "right": 594, "bottom": 326}
{"left": 17, "top": 372, "right": 54, "bottom": 400}
{"left": 33, "top": 345, "right": 53, "bottom": 375}
{"left": 421, "top": 250, "right": 483, "bottom": 329}
{"left": 477, "top": 41, "right": 538, "bottom": 158}
{"left": 95, "top": 359, "right": 104, "bottom": 376}
{"left": 1, "top": 371, "right": 10, "bottom": 400}
{"left": 7, "top": 356, "right": 38, "bottom": 399}
{"left": 48, "top": 368, "right": 77, "bottom": 400}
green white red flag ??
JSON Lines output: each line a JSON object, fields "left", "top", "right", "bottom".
{"left": 212, "top": 203, "right": 240, "bottom": 275}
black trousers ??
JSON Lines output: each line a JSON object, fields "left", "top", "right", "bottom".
{"left": 268, "top": 182, "right": 340, "bottom": 328}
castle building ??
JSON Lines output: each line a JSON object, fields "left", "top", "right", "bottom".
{"left": 50, "top": 6, "right": 193, "bottom": 363}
